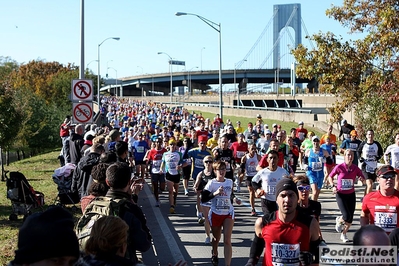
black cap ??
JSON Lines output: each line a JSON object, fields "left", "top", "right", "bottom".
{"left": 275, "top": 178, "right": 298, "bottom": 200}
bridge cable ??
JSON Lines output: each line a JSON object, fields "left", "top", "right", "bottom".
{"left": 301, "top": 18, "right": 315, "bottom": 50}
{"left": 237, "top": 8, "right": 278, "bottom": 69}
{"left": 258, "top": 6, "right": 297, "bottom": 69}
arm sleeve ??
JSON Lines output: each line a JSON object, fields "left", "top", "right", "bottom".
{"left": 201, "top": 190, "right": 215, "bottom": 203}
{"left": 357, "top": 142, "right": 365, "bottom": 162}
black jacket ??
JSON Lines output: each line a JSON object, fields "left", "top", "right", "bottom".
{"left": 69, "top": 133, "right": 84, "bottom": 165}
{"left": 105, "top": 190, "right": 152, "bottom": 261}
{"left": 71, "top": 152, "right": 101, "bottom": 199}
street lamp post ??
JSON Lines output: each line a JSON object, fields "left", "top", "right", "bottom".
{"left": 97, "top": 37, "right": 120, "bottom": 107}
{"left": 234, "top": 59, "right": 247, "bottom": 109}
{"left": 176, "top": 12, "right": 223, "bottom": 120}
{"left": 107, "top": 67, "right": 118, "bottom": 96}
{"left": 86, "top": 60, "right": 98, "bottom": 71}
{"left": 137, "top": 66, "right": 144, "bottom": 98}
{"left": 200, "top": 47, "right": 205, "bottom": 71}
{"left": 157, "top": 52, "right": 173, "bottom": 103}
{"left": 188, "top": 66, "right": 198, "bottom": 96}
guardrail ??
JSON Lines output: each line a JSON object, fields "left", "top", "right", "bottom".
{"left": 180, "top": 102, "right": 313, "bottom": 114}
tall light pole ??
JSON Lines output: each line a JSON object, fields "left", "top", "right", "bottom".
{"left": 234, "top": 59, "right": 247, "bottom": 108}
{"left": 200, "top": 47, "right": 205, "bottom": 71}
{"left": 176, "top": 12, "right": 223, "bottom": 120}
{"left": 157, "top": 52, "right": 173, "bottom": 103}
{"left": 97, "top": 37, "right": 120, "bottom": 106}
{"left": 107, "top": 67, "right": 118, "bottom": 96}
{"left": 86, "top": 59, "right": 98, "bottom": 70}
{"left": 137, "top": 66, "right": 143, "bottom": 75}
{"left": 188, "top": 66, "right": 198, "bottom": 96}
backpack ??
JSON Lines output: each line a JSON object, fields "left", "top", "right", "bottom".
{"left": 75, "top": 196, "right": 126, "bottom": 250}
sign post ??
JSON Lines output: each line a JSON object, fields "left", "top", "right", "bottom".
{"left": 71, "top": 79, "right": 93, "bottom": 123}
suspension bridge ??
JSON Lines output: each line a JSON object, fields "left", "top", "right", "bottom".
{"left": 110, "top": 3, "right": 316, "bottom": 97}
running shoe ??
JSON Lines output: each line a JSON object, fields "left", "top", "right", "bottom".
{"left": 340, "top": 233, "right": 349, "bottom": 243}
{"left": 205, "top": 236, "right": 211, "bottom": 245}
{"left": 198, "top": 216, "right": 205, "bottom": 225}
{"left": 236, "top": 186, "right": 241, "bottom": 193}
{"left": 155, "top": 201, "right": 160, "bottom": 207}
{"left": 169, "top": 206, "right": 175, "bottom": 214}
{"left": 335, "top": 216, "right": 344, "bottom": 233}
{"left": 251, "top": 209, "right": 257, "bottom": 216}
{"left": 211, "top": 250, "right": 219, "bottom": 266}
{"left": 184, "top": 189, "right": 189, "bottom": 196}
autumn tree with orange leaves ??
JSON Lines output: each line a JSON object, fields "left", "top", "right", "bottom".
{"left": 292, "top": 0, "right": 399, "bottom": 148}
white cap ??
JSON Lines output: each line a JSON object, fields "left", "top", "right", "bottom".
{"left": 264, "top": 124, "right": 268, "bottom": 128}
{"left": 256, "top": 114, "right": 262, "bottom": 118}
{"left": 298, "top": 121, "right": 304, "bottom": 125}
{"left": 312, "top": 136, "right": 320, "bottom": 142}
{"left": 265, "top": 129, "right": 272, "bottom": 135}
{"left": 341, "top": 119, "right": 347, "bottom": 126}
{"left": 272, "top": 123, "right": 277, "bottom": 127}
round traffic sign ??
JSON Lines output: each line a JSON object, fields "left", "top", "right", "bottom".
{"left": 73, "top": 103, "right": 93, "bottom": 123}
{"left": 73, "top": 80, "right": 92, "bottom": 100}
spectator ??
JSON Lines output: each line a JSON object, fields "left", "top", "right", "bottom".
{"left": 69, "top": 124, "right": 85, "bottom": 165}
{"left": 9, "top": 207, "right": 79, "bottom": 266}
{"left": 105, "top": 162, "right": 152, "bottom": 263}
{"left": 71, "top": 143, "right": 105, "bottom": 199}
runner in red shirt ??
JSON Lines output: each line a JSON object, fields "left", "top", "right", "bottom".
{"left": 230, "top": 133, "right": 249, "bottom": 191}
{"left": 361, "top": 164, "right": 399, "bottom": 234}
{"left": 145, "top": 137, "right": 167, "bottom": 207}
{"left": 257, "top": 139, "right": 284, "bottom": 171}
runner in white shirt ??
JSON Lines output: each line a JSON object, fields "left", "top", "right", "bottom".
{"left": 252, "top": 150, "right": 289, "bottom": 215}
{"left": 201, "top": 161, "right": 241, "bottom": 266}
{"left": 384, "top": 132, "right": 399, "bottom": 190}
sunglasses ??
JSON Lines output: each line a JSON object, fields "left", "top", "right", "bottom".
{"left": 204, "top": 161, "right": 213, "bottom": 164}
{"left": 380, "top": 174, "right": 396, "bottom": 179}
{"left": 297, "top": 185, "right": 311, "bottom": 191}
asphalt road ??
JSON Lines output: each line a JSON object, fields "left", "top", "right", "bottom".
{"left": 135, "top": 171, "right": 366, "bottom": 266}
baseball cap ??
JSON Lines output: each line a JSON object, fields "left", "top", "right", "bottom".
{"left": 236, "top": 121, "right": 241, "bottom": 124}
{"left": 341, "top": 119, "right": 347, "bottom": 126}
{"left": 312, "top": 136, "right": 320, "bottom": 142}
{"left": 265, "top": 129, "right": 272, "bottom": 135}
{"left": 298, "top": 121, "right": 304, "bottom": 125}
{"left": 272, "top": 123, "right": 277, "bottom": 128}
{"left": 256, "top": 114, "right": 262, "bottom": 118}
{"left": 350, "top": 130, "right": 358, "bottom": 136}
{"left": 376, "top": 165, "right": 396, "bottom": 177}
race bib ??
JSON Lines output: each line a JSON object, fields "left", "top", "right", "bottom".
{"left": 365, "top": 161, "right": 377, "bottom": 173}
{"left": 194, "top": 158, "right": 203, "bottom": 168}
{"left": 136, "top": 146, "right": 144, "bottom": 153}
{"left": 311, "top": 162, "right": 322, "bottom": 171}
{"left": 271, "top": 243, "right": 300, "bottom": 266}
{"left": 247, "top": 165, "right": 257, "bottom": 176}
{"left": 152, "top": 160, "right": 162, "bottom": 173}
{"left": 298, "top": 132, "right": 305, "bottom": 141}
{"left": 216, "top": 198, "right": 230, "bottom": 210}
{"left": 266, "top": 185, "right": 276, "bottom": 195}
{"left": 340, "top": 179, "right": 353, "bottom": 190}
{"left": 237, "top": 151, "right": 245, "bottom": 159}
{"left": 349, "top": 143, "right": 358, "bottom": 151}
{"left": 375, "top": 207, "right": 397, "bottom": 232}
{"left": 169, "top": 162, "right": 177, "bottom": 170}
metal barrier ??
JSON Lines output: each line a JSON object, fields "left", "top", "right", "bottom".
{"left": 181, "top": 102, "right": 313, "bottom": 113}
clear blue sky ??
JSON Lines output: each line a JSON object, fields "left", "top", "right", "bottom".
{"left": 1, "top": 1, "right": 358, "bottom": 79}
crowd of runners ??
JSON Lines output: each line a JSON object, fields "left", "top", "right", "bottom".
{"left": 49, "top": 96, "right": 399, "bottom": 266}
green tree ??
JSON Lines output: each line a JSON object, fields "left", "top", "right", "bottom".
{"left": 292, "top": 0, "right": 399, "bottom": 148}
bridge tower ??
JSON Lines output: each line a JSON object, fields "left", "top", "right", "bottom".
{"left": 273, "top": 3, "right": 301, "bottom": 69}
{"left": 273, "top": 3, "right": 301, "bottom": 95}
